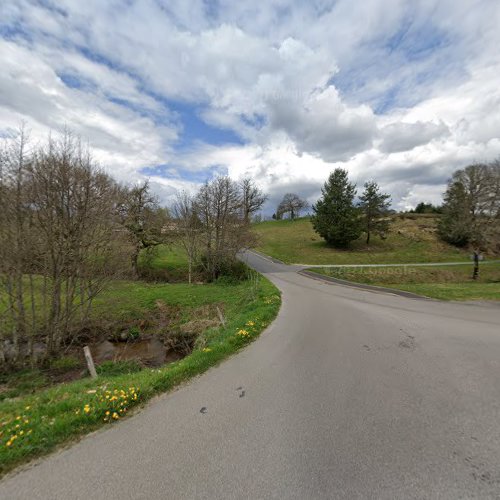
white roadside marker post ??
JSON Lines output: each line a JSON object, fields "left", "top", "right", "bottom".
{"left": 83, "top": 345, "right": 98, "bottom": 379}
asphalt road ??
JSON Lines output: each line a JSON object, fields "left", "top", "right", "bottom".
{"left": 2, "top": 251, "right": 500, "bottom": 499}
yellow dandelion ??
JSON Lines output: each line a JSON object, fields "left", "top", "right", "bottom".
{"left": 25, "top": 406, "right": 31, "bottom": 410}
{"left": 112, "top": 412, "right": 119, "bottom": 420}
{"left": 6, "top": 441, "right": 12, "bottom": 447}
{"left": 202, "top": 347, "right": 212, "bottom": 352}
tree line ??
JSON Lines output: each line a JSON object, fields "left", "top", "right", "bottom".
{"left": 0, "top": 129, "right": 267, "bottom": 367}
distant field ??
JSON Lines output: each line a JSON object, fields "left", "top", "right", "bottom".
{"left": 309, "top": 262, "right": 500, "bottom": 301}
{"left": 253, "top": 215, "right": 472, "bottom": 265}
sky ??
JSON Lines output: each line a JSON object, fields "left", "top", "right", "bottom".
{"left": 1, "top": 0, "right": 500, "bottom": 213}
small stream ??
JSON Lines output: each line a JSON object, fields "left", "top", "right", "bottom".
{"left": 89, "top": 337, "right": 183, "bottom": 367}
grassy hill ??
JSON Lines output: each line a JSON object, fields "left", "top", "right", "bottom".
{"left": 252, "top": 215, "right": 472, "bottom": 265}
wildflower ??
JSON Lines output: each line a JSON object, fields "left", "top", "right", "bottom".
{"left": 202, "top": 347, "right": 212, "bottom": 352}
{"left": 24, "top": 420, "right": 29, "bottom": 424}
{"left": 246, "top": 320, "right": 255, "bottom": 327}
{"left": 237, "top": 329, "right": 249, "bottom": 336}
{"left": 83, "top": 405, "right": 91, "bottom": 414}
{"left": 86, "top": 389, "right": 96, "bottom": 394}
{"left": 25, "top": 406, "right": 31, "bottom": 410}
{"left": 112, "top": 412, "right": 119, "bottom": 420}
{"left": 105, "top": 411, "right": 110, "bottom": 416}
{"left": 6, "top": 441, "right": 12, "bottom": 447}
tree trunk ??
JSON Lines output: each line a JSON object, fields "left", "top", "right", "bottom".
{"left": 131, "top": 244, "right": 140, "bottom": 277}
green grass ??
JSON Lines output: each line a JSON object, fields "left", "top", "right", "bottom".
{"left": 138, "top": 244, "right": 191, "bottom": 282}
{"left": 253, "top": 215, "right": 471, "bottom": 265}
{"left": 0, "top": 270, "right": 281, "bottom": 476}
{"left": 308, "top": 262, "right": 500, "bottom": 301}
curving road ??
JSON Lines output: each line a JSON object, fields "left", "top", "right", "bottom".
{"left": 2, "top": 251, "right": 500, "bottom": 499}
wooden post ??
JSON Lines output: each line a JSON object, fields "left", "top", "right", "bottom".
{"left": 83, "top": 346, "right": 98, "bottom": 379}
{"left": 216, "top": 306, "right": 226, "bottom": 327}
{"left": 472, "top": 251, "right": 480, "bottom": 280}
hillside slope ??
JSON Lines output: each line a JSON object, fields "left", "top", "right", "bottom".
{"left": 252, "top": 215, "right": 472, "bottom": 265}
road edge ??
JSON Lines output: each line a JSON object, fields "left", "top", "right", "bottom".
{"left": 299, "top": 269, "right": 433, "bottom": 300}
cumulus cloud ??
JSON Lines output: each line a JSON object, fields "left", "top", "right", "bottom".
{"left": 379, "top": 121, "right": 449, "bottom": 153}
{"left": 1, "top": 0, "right": 500, "bottom": 210}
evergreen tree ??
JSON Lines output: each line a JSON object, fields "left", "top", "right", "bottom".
{"left": 359, "top": 181, "right": 392, "bottom": 244}
{"left": 311, "top": 168, "right": 362, "bottom": 247}
{"left": 438, "top": 177, "right": 473, "bottom": 247}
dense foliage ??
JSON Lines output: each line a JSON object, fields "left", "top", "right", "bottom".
{"left": 311, "top": 168, "right": 362, "bottom": 247}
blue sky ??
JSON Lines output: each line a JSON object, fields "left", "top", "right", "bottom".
{"left": 1, "top": 0, "right": 500, "bottom": 211}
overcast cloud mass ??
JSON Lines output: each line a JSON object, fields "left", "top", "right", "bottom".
{"left": 1, "top": 0, "right": 500, "bottom": 212}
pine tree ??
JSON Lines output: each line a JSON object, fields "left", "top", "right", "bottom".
{"left": 359, "top": 181, "right": 392, "bottom": 245}
{"left": 311, "top": 168, "right": 362, "bottom": 247}
{"left": 438, "top": 177, "right": 473, "bottom": 247}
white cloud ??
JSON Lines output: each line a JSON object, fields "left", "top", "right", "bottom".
{"left": 1, "top": 0, "right": 500, "bottom": 210}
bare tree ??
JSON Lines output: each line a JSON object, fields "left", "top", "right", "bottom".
{"left": 0, "top": 130, "right": 127, "bottom": 366}
{"left": 117, "top": 181, "right": 170, "bottom": 276}
{"left": 277, "top": 193, "right": 308, "bottom": 220}
{"left": 240, "top": 177, "right": 267, "bottom": 223}
{"left": 0, "top": 126, "right": 36, "bottom": 364}
{"left": 172, "top": 191, "right": 201, "bottom": 284}
{"left": 196, "top": 176, "right": 253, "bottom": 280}
{"left": 439, "top": 161, "right": 500, "bottom": 251}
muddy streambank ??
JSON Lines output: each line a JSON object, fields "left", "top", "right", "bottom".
{"left": 1, "top": 302, "right": 224, "bottom": 398}
{"left": 90, "top": 337, "right": 183, "bottom": 367}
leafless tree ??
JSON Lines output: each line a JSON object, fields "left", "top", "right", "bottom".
{"left": 277, "top": 193, "right": 308, "bottom": 220}
{"left": 439, "top": 161, "right": 500, "bottom": 251}
{"left": 0, "top": 130, "right": 128, "bottom": 367}
{"left": 195, "top": 176, "right": 254, "bottom": 280}
{"left": 172, "top": 191, "right": 201, "bottom": 284}
{"left": 117, "top": 181, "right": 170, "bottom": 276}
{"left": 240, "top": 177, "right": 267, "bottom": 223}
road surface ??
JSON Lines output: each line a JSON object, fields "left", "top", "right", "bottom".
{"left": 1, "top": 251, "right": 500, "bottom": 499}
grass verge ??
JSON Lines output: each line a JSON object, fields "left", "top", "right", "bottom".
{"left": 0, "top": 276, "right": 281, "bottom": 477}
{"left": 253, "top": 215, "right": 471, "bottom": 265}
{"left": 308, "top": 263, "right": 500, "bottom": 301}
